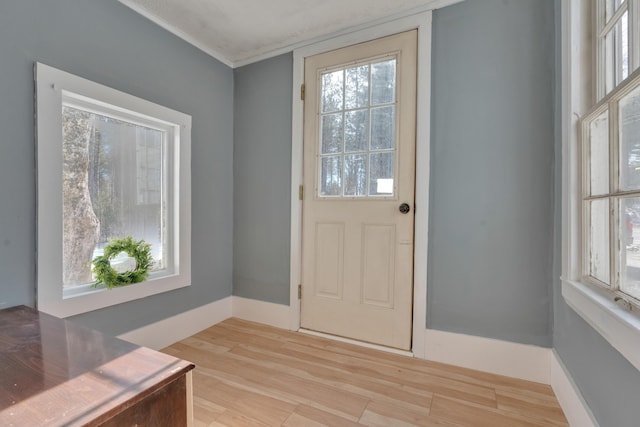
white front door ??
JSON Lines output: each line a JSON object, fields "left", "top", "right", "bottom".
{"left": 301, "top": 30, "right": 417, "bottom": 350}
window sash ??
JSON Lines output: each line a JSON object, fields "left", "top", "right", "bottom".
{"left": 582, "top": 66, "right": 640, "bottom": 307}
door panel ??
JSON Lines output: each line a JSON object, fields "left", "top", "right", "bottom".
{"left": 301, "top": 30, "right": 417, "bottom": 350}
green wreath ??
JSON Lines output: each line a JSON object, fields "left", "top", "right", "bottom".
{"left": 92, "top": 237, "right": 153, "bottom": 289}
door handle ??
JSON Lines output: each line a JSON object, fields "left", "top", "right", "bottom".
{"left": 399, "top": 203, "right": 411, "bottom": 214}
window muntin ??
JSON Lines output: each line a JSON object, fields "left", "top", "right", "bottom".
{"left": 36, "top": 63, "right": 191, "bottom": 318}
{"left": 318, "top": 56, "right": 398, "bottom": 198}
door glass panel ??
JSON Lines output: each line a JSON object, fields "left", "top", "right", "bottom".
{"left": 345, "top": 65, "right": 369, "bottom": 109}
{"left": 589, "top": 199, "right": 610, "bottom": 285}
{"left": 619, "top": 85, "right": 640, "bottom": 191}
{"left": 589, "top": 109, "right": 609, "bottom": 196}
{"left": 371, "top": 106, "right": 395, "bottom": 150}
{"left": 318, "top": 56, "right": 397, "bottom": 198}
{"left": 322, "top": 70, "right": 344, "bottom": 113}
{"left": 369, "top": 152, "right": 394, "bottom": 196}
{"left": 344, "top": 154, "right": 367, "bottom": 196}
{"left": 320, "top": 156, "right": 342, "bottom": 196}
{"left": 345, "top": 110, "right": 369, "bottom": 152}
{"left": 371, "top": 60, "right": 396, "bottom": 105}
{"left": 321, "top": 113, "right": 343, "bottom": 154}
{"left": 620, "top": 197, "right": 640, "bottom": 299}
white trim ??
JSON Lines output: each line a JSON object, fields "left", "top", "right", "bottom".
{"left": 232, "top": 296, "right": 291, "bottom": 329}
{"left": 299, "top": 328, "right": 415, "bottom": 357}
{"left": 290, "top": 10, "right": 433, "bottom": 358}
{"left": 117, "top": 0, "right": 235, "bottom": 68}
{"left": 233, "top": 0, "right": 463, "bottom": 67}
{"left": 423, "top": 328, "right": 552, "bottom": 384}
{"left": 35, "top": 62, "right": 192, "bottom": 319}
{"left": 551, "top": 350, "right": 599, "bottom": 427}
{"left": 562, "top": 279, "right": 640, "bottom": 371}
{"left": 117, "top": 297, "right": 232, "bottom": 350}
{"left": 118, "top": 0, "right": 463, "bottom": 68}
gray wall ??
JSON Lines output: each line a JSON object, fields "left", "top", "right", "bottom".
{"left": 233, "top": 55, "right": 292, "bottom": 305}
{"left": 427, "top": 0, "right": 555, "bottom": 347}
{"left": 551, "top": 2, "right": 640, "bottom": 427}
{"left": 0, "top": 0, "right": 234, "bottom": 335}
{"left": 232, "top": 0, "right": 556, "bottom": 347}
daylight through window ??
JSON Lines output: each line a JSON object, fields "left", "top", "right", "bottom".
{"left": 318, "top": 56, "right": 398, "bottom": 198}
{"left": 581, "top": 0, "right": 640, "bottom": 306}
{"left": 61, "top": 100, "right": 168, "bottom": 290}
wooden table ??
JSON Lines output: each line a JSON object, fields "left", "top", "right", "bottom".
{"left": 0, "top": 306, "right": 194, "bottom": 426}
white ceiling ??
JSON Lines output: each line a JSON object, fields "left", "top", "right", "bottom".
{"left": 118, "top": 0, "right": 455, "bottom": 67}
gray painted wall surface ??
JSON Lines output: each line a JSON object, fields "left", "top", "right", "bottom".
{"left": 427, "top": 0, "right": 555, "bottom": 347}
{"left": 0, "top": 0, "right": 234, "bottom": 335}
{"left": 232, "top": 0, "right": 556, "bottom": 347}
{"left": 233, "top": 55, "right": 292, "bottom": 305}
{"left": 552, "top": 2, "right": 640, "bottom": 426}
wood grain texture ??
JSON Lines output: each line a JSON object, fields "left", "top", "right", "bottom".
{"left": 0, "top": 305, "right": 194, "bottom": 426}
{"left": 162, "top": 318, "right": 568, "bottom": 426}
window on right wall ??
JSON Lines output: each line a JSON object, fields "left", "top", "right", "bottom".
{"left": 581, "top": 0, "right": 640, "bottom": 308}
{"left": 563, "top": 0, "right": 640, "bottom": 373}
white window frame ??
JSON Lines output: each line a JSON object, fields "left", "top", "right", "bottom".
{"left": 563, "top": 0, "right": 640, "bottom": 372}
{"left": 35, "top": 63, "right": 192, "bottom": 318}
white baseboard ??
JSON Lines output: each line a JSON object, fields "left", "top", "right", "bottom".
{"left": 550, "top": 350, "right": 599, "bottom": 427}
{"left": 117, "top": 296, "right": 232, "bottom": 350}
{"left": 423, "top": 328, "right": 552, "bottom": 384}
{"left": 231, "top": 296, "right": 291, "bottom": 329}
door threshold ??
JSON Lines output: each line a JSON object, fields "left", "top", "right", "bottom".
{"left": 298, "top": 328, "right": 414, "bottom": 358}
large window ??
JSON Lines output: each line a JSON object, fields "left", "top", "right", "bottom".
{"left": 36, "top": 63, "right": 191, "bottom": 317}
{"left": 582, "top": 0, "right": 640, "bottom": 308}
{"left": 564, "top": 0, "right": 640, "bottom": 372}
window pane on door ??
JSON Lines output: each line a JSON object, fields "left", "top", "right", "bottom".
{"left": 371, "top": 59, "right": 396, "bottom": 105}
{"left": 321, "top": 113, "right": 344, "bottom": 154}
{"left": 322, "top": 70, "right": 344, "bottom": 113}
{"left": 318, "top": 56, "right": 398, "bottom": 198}
{"left": 321, "top": 155, "right": 342, "bottom": 196}
{"left": 371, "top": 106, "right": 395, "bottom": 150}
{"left": 588, "top": 198, "right": 611, "bottom": 285}
{"left": 345, "top": 110, "right": 369, "bottom": 152}
{"left": 619, "top": 85, "right": 640, "bottom": 191}
{"left": 370, "top": 152, "right": 394, "bottom": 196}
{"left": 345, "top": 65, "right": 369, "bottom": 109}
{"left": 344, "top": 154, "right": 367, "bottom": 196}
{"left": 620, "top": 197, "right": 640, "bottom": 299}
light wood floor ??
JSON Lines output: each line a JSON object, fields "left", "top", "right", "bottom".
{"left": 162, "top": 318, "right": 568, "bottom": 427}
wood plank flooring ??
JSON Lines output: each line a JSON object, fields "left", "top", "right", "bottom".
{"left": 162, "top": 318, "right": 568, "bottom": 427}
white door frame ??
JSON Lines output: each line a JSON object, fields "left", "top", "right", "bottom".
{"left": 289, "top": 9, "right": 440, "bottom": 358}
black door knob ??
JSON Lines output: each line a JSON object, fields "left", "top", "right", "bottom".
{"left": 399, "top": 203, "right": 411, "bottom": 214}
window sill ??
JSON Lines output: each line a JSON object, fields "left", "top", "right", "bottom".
{"left": 39, "top": 274, "right": 191, "bottom": 319}
{"left": 562, "top": 279, "right": 640, "bottom": 371}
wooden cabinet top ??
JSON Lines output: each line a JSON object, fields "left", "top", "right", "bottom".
{"left": 0, "top": 305, "right": 194, "bottom": 426}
